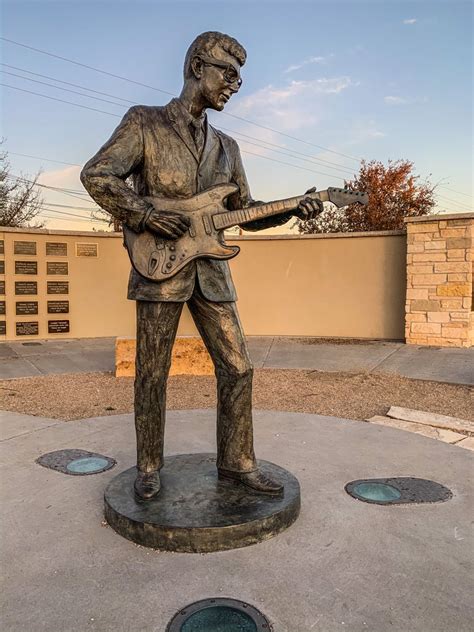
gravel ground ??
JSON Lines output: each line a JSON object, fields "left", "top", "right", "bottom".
{"left": 1, "top": 369, "right": 472, "bottom": 422}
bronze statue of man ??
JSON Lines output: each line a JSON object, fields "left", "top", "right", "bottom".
{"left": 81, "top": 31, "right": 321, "bottom": 500}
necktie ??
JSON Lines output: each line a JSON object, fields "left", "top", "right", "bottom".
{"left": 190, "top": 118, "right": 205, "bottom": 157}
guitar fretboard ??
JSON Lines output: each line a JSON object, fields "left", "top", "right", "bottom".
{"left": 213, "top": 190, "right": 330, "bottom": 231}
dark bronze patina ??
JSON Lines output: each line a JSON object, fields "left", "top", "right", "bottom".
{"left": 104, "top": 453, "right": 300, "bottom": 552}
{"left": 81, "top": 32, "right": 322, "bottom": 502}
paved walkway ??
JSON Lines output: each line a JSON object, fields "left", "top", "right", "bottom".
{"left": 0, "top": 336, "right": 473, "bottom": 385}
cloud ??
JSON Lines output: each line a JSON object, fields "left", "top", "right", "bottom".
{"left": 284, "top": 55, "right": 331, "bottom": 74}
{"left": 384, "top": 95, "right": 409, "bottom": 105}
{"left": 228, "top": 77, "right": 355, "bottom": 132}
{"left": 384, "top": 95, "right": 428, "bottom": 106}
{"left": 403, "top": 18, "right": 417, "bottom": 24}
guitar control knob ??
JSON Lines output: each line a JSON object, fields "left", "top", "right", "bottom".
{"left": 166, "top": 262, "right": 172, "bottom": 269}
{"left": 169, "top": 255, "right": 176, "bottom": 261}
{"left": 169, "top": 245, "right": 176, "bottom": 251}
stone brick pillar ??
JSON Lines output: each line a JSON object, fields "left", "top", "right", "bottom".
{"left": 405, "top": 212, "right": 473, "bottom": 347}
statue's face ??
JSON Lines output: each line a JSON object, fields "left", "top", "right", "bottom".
{"left": 196, "top": 47, "right": 242, "bottom": 111}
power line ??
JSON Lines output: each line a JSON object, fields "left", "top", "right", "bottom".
{"left": 8, "top": 151, "right": 82, "bottom": 167}
{"left": 6, "top": 173, "right": 98, "bottom": 205}
{"left": 438, "top": 185, "right": 472, "bottom": 199}
{"left": 40, "top": 206, "right": 107, "bottom": 221}
{"left": 4, "top": 90, "right": 346, "bottom": 182}
{"left": 1, "top": 70, "right": 128, "bottom": 108}
{"left": 4, "top": 63, "right": 357, "bottom": 175}
{"left": 1, "top": 63, "right": 136, "bottom": 104}
{"left": 0, "top": 36, "right": 361, "bottom": 163}
{"left": 1, "top": 83, "right": 122, "bottom": 118}
{"left": 435, "top": 193, "right": 471, "bottom": 213}
{"left": 240, "top": 149, "right": 343, "bottom": 182}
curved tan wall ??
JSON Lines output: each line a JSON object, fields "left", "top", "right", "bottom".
{"left": 0, "top": 228, "right": 406, "bottom": 341}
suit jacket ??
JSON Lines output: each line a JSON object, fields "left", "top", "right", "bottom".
{"left": 80, "top": 98, "right": 291, "bottom": 302}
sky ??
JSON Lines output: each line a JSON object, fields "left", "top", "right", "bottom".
{"left": 1, "top": 0, "right": 472, "bottom": 232}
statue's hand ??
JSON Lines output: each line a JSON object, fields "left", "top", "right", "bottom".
{"left": 145, "top": 210, "right": 191, "bottom": 239}
{"left": 294, "top": 187, "right": 324, "bottom": 221}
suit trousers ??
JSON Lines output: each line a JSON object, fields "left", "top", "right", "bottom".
{"left": 134, "top": 286, "right": 257, "bottom": 474}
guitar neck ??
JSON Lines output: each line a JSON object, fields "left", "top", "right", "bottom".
{"left": 213, "top": 190, "right": 330, "bottom": 231}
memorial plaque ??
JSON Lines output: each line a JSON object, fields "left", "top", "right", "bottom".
{"left": 0, "top": 321, "right": 6, "bottom": 335}
{"left": 0, "top": 240, "right": 4, "bottom": 254}
{"left": 14, "top": 240, "right": 37, "bottom": 255}
{"left": 76, "top": 242, "right": 98, "bottom": 257}
{"left": 0, "top": 261, "right": 4, "bottom": 275}
{"left": 15, "top": 281, "right": 37, "bottom": 295}
{"left": 0, "top": 301, "right": 5, "bottom": 315}
{"left": 47, "top": 281, "right": 69, "bottom": 294}
{"left": 47, "top": 300, "right": 69, "bottom": 314}
{"left": 46, "top": 242, "right": 67, "bottom": 256}
{"left": 48, "top": 319, "right": 70, "bottom": 334}
{"left": 0, "top": 281, "right": 5, "bottom": 295}
{"left": 16, "top": 321, "right": 39, "bottom": 336}
{"left": 15, "top": 260, "right": 38, "bottom": 275}
{"left": 47, "top": 261, "right": 69, "bottom": 275}
{"left": 16, "top": 301, "right": 38, "bottom": 316}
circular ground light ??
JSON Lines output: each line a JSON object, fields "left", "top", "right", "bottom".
{"left": 352, "top": 482, "right": 401, "bottom": 503}
{"left": 66, "top": 456, "right": 111, "bottom": 474}
{"left": 345, "top": 477, "right": 453, "bottom": 505}
{"left": 166, "top": 598, "right": 271, "bottom": 632}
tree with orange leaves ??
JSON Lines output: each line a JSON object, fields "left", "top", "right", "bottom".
{"left": 298, "top": 159, "right": 436, "bottom": 234}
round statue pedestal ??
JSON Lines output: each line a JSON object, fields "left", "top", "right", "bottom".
{"left": 104, "top": 453, "right": 300, "bottom": 553}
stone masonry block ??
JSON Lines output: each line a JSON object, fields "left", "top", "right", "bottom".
{"left": 448, "top": 273, "right": 470, "bottom": 282}
{"left": 434, "top": 262, "right": 470, "bottom": 273}
{"left": 442, "top": 326, "right": 468, "bottom": 339}
{"left": 411, "top": 300, "right": 441, "bottom": 312}
{"left": 413, "top": 233, "right": 434, "bottom": 242}
{"left": 411, "top": 322, "right": 441, "bottom": 334}
{"left": 412, "top": 253, "right": 446, "bottom": 263}
{"left": 408, "top": 222, "right": 441, "bottom": 233}
{"left": 428, "top": 312, "right": 451, "bottom": 323}
{"left": 447, "top": 249, "right": 467, "bottom": 260}
{"left": 440, "top": 228, "right": 467, "bottom": 238}
{"left": 407, "top": 288, "right": 429, "bottom": 299}
{"left": 437, "top": 284, "right": 470, "bottom": 297}
{"left": 115, "top": 337, "right": 213, "bottom": 378}
{"left": 407, "top": 244, "right": 425, "bottom": 253}
{"left": 412, "top": 273, "right": 447, "bottom": 285}
{"left": 450, "top": 312, "right": 470, "bottom": 321}
{"left": 446, "top": 237, "right": 471, "bottom": 250}
{"left": 424, "top": 240, "right": 447, "bottom": 251}
{"left": 441, "top": 298, "right": 463, "bottom": 309}
{"left": 406, "top": 314, "right": 427, "bottom": 323}
{"left": 407, "top": 265, "right": 433, "bottom": 275}
{"left": 448, "top": 219, "right": 472, "bottom": 227}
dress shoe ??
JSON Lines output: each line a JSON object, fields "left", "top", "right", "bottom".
{"left": 218, "top": 468, "right": 284, "bottom": 495}
{"left": 134, "top": 470, "right": 161, "bottom": 500}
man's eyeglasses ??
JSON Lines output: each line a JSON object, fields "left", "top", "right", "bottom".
{"left": 198, "top": 55, "right": 242, "bottom": 87}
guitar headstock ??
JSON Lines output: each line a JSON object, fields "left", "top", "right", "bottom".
{"left": 327, "top": 187, "right": 369, "bottom": 208}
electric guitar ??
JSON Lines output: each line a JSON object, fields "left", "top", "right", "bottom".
{"left": 123, "top": 183, "right": 368, "bottom": 281}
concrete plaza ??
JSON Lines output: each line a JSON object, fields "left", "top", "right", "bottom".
{"left": 1, "top": 407, "right": 473, "bottom": 632}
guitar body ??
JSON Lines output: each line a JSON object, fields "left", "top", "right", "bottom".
{"left": 123, "top": 183, "right": 241, "bottom": 282}
{"left": 122, "top": 183, "right": 368, "bottom": 282}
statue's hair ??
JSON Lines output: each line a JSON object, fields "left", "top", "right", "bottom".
{"left": 183, "top": 31, "right": 246, "bottom": 79}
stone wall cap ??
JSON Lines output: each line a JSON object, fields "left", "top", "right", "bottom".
{"left": 0, "top": 226, "right": 120, "bottom": 237}
{"left": 228, "top": 230, "right": 405, "bottom": 241}
{"left": 404, "top": 212, "right": 474, "bottom": 224}
{"left": 0, "top": 226, "right": 405, "bottom": 240}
